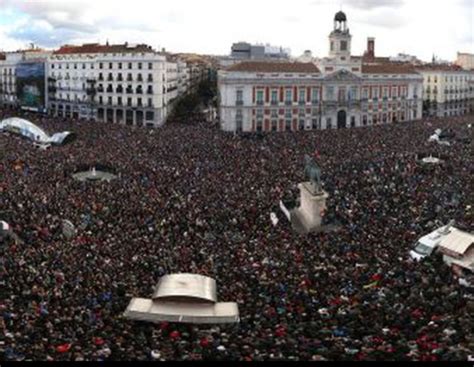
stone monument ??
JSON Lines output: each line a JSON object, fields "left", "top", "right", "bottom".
{"left": 292, "top": 155, "right": 329, "bottom": 234}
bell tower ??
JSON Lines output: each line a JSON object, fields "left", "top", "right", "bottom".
{"left": 329, "top": 11, "right": 352, "bottom": 61}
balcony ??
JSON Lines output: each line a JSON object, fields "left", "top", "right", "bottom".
{"left": 48, "top": 86, "right": 57, "bottom": 93}
{"left": 106, "top": 87, "right": 114, "bottom": 93}
{"left": 298, "top": 100, "right": 306, "bottom": 106}
{"left": 86, "top": 88, "right": 96, "bottom": 96}
{"left": 147, "top": 88, "right": 154, "bottom": 95}
{"left": 236, "top": 100, "right": 244, "bottom": 106}
{"left": 97, "top": 87, "right": 104, "bottom": 93}
{"left": 126, "top": 88, "right": 133, "bottom": 94}
{"left": 285, "top": 100, "right": 292, "bottom": 106}
{"left": 256, "top": 100, "right": 264, "bottom": 106}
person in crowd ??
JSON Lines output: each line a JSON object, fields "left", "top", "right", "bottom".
{"left": 1, "top": 108, "right": 473, "bottom": 361}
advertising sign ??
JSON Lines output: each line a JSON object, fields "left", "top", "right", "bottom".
{"left": 16, "top": 62, "right": 46, "bottom": 112}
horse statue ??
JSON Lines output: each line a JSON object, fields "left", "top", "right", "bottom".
{"left": 304, "top": 155, "right": 323, "bottom": 193}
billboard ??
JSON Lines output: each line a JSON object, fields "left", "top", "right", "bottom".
{"left": 16, "top": 62, "right": 46, "bottom": 112}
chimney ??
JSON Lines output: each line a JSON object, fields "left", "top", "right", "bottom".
{"left": 367, "top": 37, "right": 375, "bottom": 60}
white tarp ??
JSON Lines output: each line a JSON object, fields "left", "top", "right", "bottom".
{"left": 124, "top": 273, "right": 240, "bottom": 325}
{"left": 152, "top": 274, "right": 217, "bottom": 303}
{"left": 0, "top": 117, "right": 73, "bottom": 145}
{"left": 124, "top": 299, "right": 240, "bottom": 324}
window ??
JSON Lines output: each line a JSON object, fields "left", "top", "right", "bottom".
{"left": 350, "top": 116, "right": 356, "bottom": 127}
{"left": 99, "top": 63, "right": 103, "bottom": 69}
{"left": 271, "top": 120, "right": 278, "bottom": 132}
{"left": 340, "top": 40, "right": 347, "bottom": 51}
{"left": 138, "top": 63, "right": 142, "bottom": 70}
{"left": 148, "top": 98, "right": 153, "bottom": 107}
{"left": 256, "top": 90, "right": 264, "bottom": 104}
{"left": 373, "top": 87, "right": 379, "bottom": 99}
{"left": 362, "top": 88, "right": 369, "bottom": 99}
{"left": 326, "top": 86, "right": 335, "bottom": 100}
{"left": 285, "top": 119, "right": 292, "bottom": 131}
{"left": 271, "top": 90, "right": 278, "bottom": 104}
{"left": 312, "top": 88, "right": 319, "bottom": 102}
{"left": 285, "top": 110, "right": 292, "bottom": 119}
{"left": 271, "top": 110, "right": 278, "bottom": 118}
{"left": 119, "top": 63, "right": 122, "bottom": 69}
{"left": 148, "top": 63, "right": 153, "bottom": 70}
{"left": 285, "top": 89, "right": 292, "bottom": 104}
{"left": 326, "top": 118, "right": 332, "bottom": 129}
{"left": 109, "top": 63, "right": 113, "bottom": 69}
{"left": 128, "top": 63, "right": 132, "bottom": 70}
{"left": 383, "top": 87, "right": 389, "bottom": 98}
{"left": 299, "top": 119, "right": 305, "bottom": 130}
{"left": 330, "top": 41, "right": 334, "bottom": 52}
{"left": 312, "top": 118, "right": 318, "bottom": 129}
{"left": 236, "top": 90, "right": 243, "bottom": 105}
{"left": 349, "top": 86, "right": 358, "bottom": 100}
{"left": 299, "top": 89, "right": 306, "bottom": 103}
{"left": 117, "top": 97, "right": 122, "bottom": 106}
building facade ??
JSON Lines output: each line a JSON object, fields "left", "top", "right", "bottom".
{"left": 417, "top": 66, "right": 474, "bottom": 117}
{"left": 231, "top": 42, "right": 291, "bottom": 60}
{"left": 47, "top": 44, "right": 169, "bottom": 126}
{"left": 456, "top": 52, "right": 474, "bottom": 71}
{"left": 0, "top": 49, "right": 52, "bottom": 109}
{"left": 219, "top": 12, "right": 423, "bottom": 133}
{"left": 1, "top": 44, "right": 212, "bottom": 127}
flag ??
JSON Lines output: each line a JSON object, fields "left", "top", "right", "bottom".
{"left": 56, "top": 343, "right": 72, "bottom": 353}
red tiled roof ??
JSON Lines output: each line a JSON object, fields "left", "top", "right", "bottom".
{"left": 415, "top": 64, "right": 464, "bottom": 72}
{"left": 54, "top": 43, "right": 154, "bottom": 55}
{"left": 226, "top": 61, "right": 320, "bottom": 73}
{"left": 362, "top": 63, "right": 419, "bottom": 75}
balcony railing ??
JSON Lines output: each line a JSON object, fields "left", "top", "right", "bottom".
{"left": 236, "top": 100, "right": 244, "bottom": 106}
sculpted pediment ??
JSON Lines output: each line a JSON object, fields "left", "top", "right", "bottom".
{"left": 324, "top": 69, "right": 361, "bottom": 82}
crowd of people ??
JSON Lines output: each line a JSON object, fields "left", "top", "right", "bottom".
{"left": 1, "top": 108, "right": 473, "bottom": 361}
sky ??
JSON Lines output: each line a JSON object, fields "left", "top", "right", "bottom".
{"left": 0, "top": 0, "right": 472, "bottom": 62}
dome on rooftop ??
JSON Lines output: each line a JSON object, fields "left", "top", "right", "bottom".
{"left": 335, "top": 11, "right": 347, "bottom": 22}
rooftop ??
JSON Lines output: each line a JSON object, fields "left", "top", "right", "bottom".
{"left": 415, "top": 63, "right": 465, "bottom": 72}
{"left": 361, "top": 63, "right": 419, "bottom": 75}
{"left": 226, "top": 61, "right": 320, "bottom": 73}
{"left": 54, "top": 43, "right": 154, "bottom": 55}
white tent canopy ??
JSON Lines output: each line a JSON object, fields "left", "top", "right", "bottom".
{"left": 124, "top": 273, "right": 240, "bottom": 324}
{"left": 0, "top": 117, "right": 73, "bottom": 145}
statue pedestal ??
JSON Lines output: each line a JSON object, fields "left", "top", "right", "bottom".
{"left": 293, "top": 182, "right": 329, "bottom": 234}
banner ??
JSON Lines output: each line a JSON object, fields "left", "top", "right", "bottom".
{"left": 16, "top": 62, "right": 46, "bottom": 112}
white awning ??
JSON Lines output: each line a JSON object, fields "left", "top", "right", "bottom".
{"left": 0, "top": 117, "right": 73, "bottom": 145}
{"left": 439, "top": 228, "right": 474, "bottom": 257}
{"left": 124, "top": 299, "right": 239, "bottom": 324}
{"left": 152, "top": 274, "right": 217, "bottom": 303}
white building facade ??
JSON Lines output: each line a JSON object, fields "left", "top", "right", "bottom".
{"left": 218, "top": 12, "right": 423, "bottom": 133}
{"left": 47, "top": 44, "right": 171, "bottom": 127}
{"left": 417, "top": 66, "right": 474, "bottom": 117}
